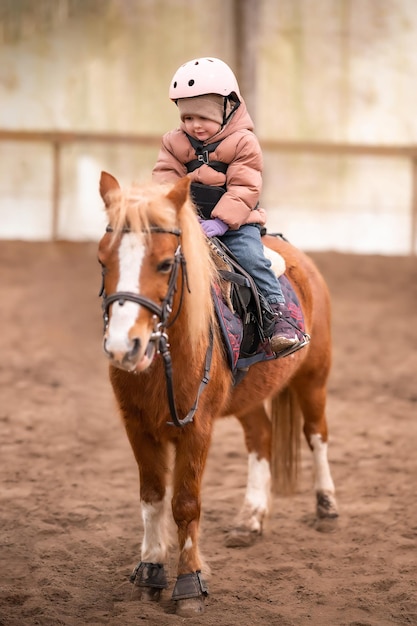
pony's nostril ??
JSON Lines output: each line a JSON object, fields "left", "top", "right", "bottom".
{"left": 103, "top": 337, "right": 113, "bottom": 359}
{"left": 129, "top": 338, "right": 140, "bottom": 359}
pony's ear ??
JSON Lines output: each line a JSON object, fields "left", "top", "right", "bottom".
{"left": 99, "top": 171, "right": 120, "bottom": 205}
{"left": 166, "top": 176, "right": 191, "bottom": 211}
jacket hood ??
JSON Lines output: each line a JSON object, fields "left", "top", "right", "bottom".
{"left": 179, "top": 97, "right": 254, "bottom": 145}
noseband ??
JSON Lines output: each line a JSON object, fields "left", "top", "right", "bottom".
{"left": 99, "top": 225, "right": 213, "bottom": 428}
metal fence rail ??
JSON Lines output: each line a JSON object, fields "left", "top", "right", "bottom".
{"left": 1, "top": 130, "right": 417, "bottom": 253}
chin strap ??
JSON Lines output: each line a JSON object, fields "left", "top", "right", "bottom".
{"left": 222, "top": 96, "right": 240, "bottom": 125}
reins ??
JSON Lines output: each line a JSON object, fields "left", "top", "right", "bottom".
{"left": 100, "top": 225, "right": 213, "bottom": 428}
{"left": 162, "top": 327, "right": 214, "bottom": 428}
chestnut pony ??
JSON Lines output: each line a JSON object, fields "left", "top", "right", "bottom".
{"left": 98, "top": 172, "right": 338, "bottom": 616}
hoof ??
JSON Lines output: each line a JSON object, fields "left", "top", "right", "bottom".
{"left": 224, "top": 527, "right": 260, "bottom": 548}
{"left": 316, "top": 491, "right": 338, "bottom": 518}
{"left": 175, "top": 596, "right": 206, "bottom": 617}
{"left": 137, "top": 586, "right": 163, "bottom": 601}
{"left": 315, "top": 491, "right": 339, "bottom": 533}
{"left": 129, "top": 561, "right": 167, "bottom": 601}
{"left": 314, "top": 515, "right": 338, "bottom": 533}
{"left": 172, "top": 571, "right": 208, "bottom": 616}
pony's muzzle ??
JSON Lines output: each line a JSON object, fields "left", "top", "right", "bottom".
{"left": 103, "top": 335, "right": 157, "bottom": 372}
{"left": 103, "top": 336, "right": 141, "bottom": 370}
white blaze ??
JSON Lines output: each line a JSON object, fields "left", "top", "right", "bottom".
{"left": 106, "top": 233, "right": 144, "bottom": 352}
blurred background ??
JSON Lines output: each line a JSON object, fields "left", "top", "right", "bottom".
{"left": 1, "top": 0, "right": 416, "bottom": 254}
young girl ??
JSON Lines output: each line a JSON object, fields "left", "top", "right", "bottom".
{"left": 152, "top": 57, "right": 302, "bottom": 354}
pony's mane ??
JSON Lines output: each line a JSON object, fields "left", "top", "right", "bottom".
{"left": 105, "top": 181, "right": 217, "bottom": 356}
{"left": 175, "top": 190, "right": 218, "bottom": 354}
{"left": 105, "top": 182, "right": 178, "bottom": 235}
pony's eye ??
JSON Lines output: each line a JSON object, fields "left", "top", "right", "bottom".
{"left": 157, "top": 258, "right": 174, "bottom": 274}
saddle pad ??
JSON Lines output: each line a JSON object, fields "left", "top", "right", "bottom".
{"left": 212, "top": 282, "right": 243, "bottom": 370}
{"left": 280, "top": 274, "right": 305, "bottom": 333}
{"left": 213, "top": 273, "right": 306, "bottom": 374}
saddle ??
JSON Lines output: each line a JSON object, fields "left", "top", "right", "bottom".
{"left": 208, "top": 236, "right": 308, "bottom": 384}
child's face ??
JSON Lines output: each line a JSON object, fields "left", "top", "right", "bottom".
{"left": 182, "top": 115, "right": 221, "bottom": 141}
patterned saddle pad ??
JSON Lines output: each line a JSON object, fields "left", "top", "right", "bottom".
{"left": 209, "top": 239, "right": 308, "bottom": 383}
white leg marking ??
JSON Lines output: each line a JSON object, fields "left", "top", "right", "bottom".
{"left": 238, "top": 453, "right": 271, "bottom": 532}
{"left": 310, "top": 434, "right": 335, "bottom": 494}
{"left": 141, "top": 497, "right": 170, "bottom": 563}
{"left": 183, "top": 537, "right": 193, "bottom": 551}
{"left": 106, "top": 233, "right": 144, "bottom": 353}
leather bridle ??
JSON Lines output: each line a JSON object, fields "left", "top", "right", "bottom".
{"left": 99, "top": 225, "right": 213, "bottom": 428}
{"left": 101, "top": 226, "right": 185, "bottom": 329}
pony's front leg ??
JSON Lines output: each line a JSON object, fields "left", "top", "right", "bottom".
{"left": 225, "top": 404, "right": 272, "bottom": 548}
{"left": 170, "top": 428, "right": 211, "bottom": 616}
{"left": 130, "top": 493, "right": 171, "bottom": 600}
{"left": 125, "top": 430, "right": 170, "bottom": 601}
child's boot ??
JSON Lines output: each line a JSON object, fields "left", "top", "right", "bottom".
{"left": 269, "top": 303, "right": 301, "bottom": 353}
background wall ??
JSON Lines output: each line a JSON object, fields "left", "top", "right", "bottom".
{"left": 0, "top": 0, "right": 416, "bottom": 253}
{"left": 256, "top": 0, "right": 417, "bottom": 253}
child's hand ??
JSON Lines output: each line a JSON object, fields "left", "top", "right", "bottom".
{"left": 200, "top": 218, "right": 229, "bottom": 237}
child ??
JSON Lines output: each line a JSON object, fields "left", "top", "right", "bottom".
{"left": 152, "top": 57, "right": 302, "bottom": 354}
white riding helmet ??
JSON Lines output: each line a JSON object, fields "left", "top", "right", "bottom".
{"left": 169, "top": 57, "right": 241, "bottom": 102}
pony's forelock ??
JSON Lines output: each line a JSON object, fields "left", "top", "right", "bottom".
{"left": 105, "top": 183, "right": 178, "bottom": 237}
{"left": 104, "top": 180, "right": 216, "bottom": 356}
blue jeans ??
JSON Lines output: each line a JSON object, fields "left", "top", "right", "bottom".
{"left": 219, "top": 224, "right": 285, "bottom": 305}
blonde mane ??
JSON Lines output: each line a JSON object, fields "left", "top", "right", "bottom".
{"left": 176, "top": 192, "right": 218, "bottom": 352}
{"left": 106, "top": 181, "right": 217, "bottom": 356}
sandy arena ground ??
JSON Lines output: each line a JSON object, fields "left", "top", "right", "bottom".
{"left": 1, "top": 241, "right": 416, "bottom": 625}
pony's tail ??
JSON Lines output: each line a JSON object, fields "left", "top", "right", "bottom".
{"left": 270, "top": 387, "right": 302, "bottom": 495}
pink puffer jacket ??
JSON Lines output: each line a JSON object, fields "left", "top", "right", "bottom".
{"left": 152, "top": 99, "right": 263, "bottom": 230}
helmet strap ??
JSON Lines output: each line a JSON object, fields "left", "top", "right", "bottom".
{"left": 222, "top": 97, "right": 240, "bottom": 126}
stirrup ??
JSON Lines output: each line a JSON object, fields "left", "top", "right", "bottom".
{"left": 272, "top": 333, "right": 311, "bottom": 358}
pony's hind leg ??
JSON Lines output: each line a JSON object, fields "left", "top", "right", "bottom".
{"left": 291, "top": 374, "right": 339, "bottom": 531}
{"left": 225, "top": 403, "right": 272, "bottom": 547}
